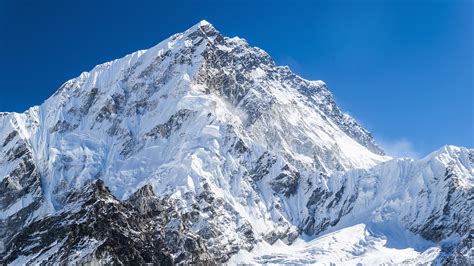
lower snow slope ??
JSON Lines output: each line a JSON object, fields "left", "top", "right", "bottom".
{"left": 229, "top": 223, "right": 441, "bottom": 265}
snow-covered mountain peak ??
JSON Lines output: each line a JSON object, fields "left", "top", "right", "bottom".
{"left": 423, "top": 144, "right": 472, "bottom": 162}
{"left": 421, "top": 145, "right": 473, "bottom": 188}
{"left": 185, "top": 19, "right": 217, "bottom": 35}
{"left": 0, "top": 21, "right": 471, "bottom": 264}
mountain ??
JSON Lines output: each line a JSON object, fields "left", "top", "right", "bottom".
{"left": 0, "top": 20, "right": 472, "bottom": 265}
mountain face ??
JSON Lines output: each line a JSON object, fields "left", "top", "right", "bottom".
{"left": 0, "top": 21, "right": 472, "bottom": 265}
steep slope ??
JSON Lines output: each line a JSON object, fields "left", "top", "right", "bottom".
{"left": 2, "top": 180, "right": 175, "bottom": 265}
{"left": 0, "top": 21, "right": 472, "bottom": 264}
{"left": 231, "top": 146, "right": 473, "bottom": 264}
{"left": 0, "top": 110, "right": 44, "bottom": 254}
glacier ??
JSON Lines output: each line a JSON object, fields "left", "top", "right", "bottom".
{"left": 0, "top": 20, "right": 472, "bottom": 264}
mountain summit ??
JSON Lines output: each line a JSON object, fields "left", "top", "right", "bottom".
{"left": 0, "top": 21, "right": 472, "bottom": 265}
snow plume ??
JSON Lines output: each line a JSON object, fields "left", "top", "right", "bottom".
{"left": 379, "top": 138, "right": 421, "bottom": 159}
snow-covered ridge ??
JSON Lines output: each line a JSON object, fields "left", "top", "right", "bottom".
{"left": 0, "top": 20, "right": 472, "bottom": 264}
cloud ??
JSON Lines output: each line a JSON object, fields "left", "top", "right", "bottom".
{"left": 378, "top": 138, "right": 421, "bottom": 159}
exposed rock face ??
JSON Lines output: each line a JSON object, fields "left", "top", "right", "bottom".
{"left": 0, "top": 21, "right": 472, "bottom": 264}
{"left": 1, "top": 180, "right": 174, "bottom": 265}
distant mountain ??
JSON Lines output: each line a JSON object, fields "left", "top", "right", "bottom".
{"left": 0, "top": 21, "right": 471, "bottom": 265}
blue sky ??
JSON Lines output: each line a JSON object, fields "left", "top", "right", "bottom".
{"left": 0, "top": 0, "right": 472, "bottom": 156}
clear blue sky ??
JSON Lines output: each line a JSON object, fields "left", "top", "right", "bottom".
{"left": 0, "top": 0, "right": 472, "bottom": 156}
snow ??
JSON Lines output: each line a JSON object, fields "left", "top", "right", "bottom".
{"left": 0, "top": 20, "right": 471, "bottom": 264}
{"left": 229, "top": 224, "right": 440, "bottom": 265}
{"left": 250, "top": 67, "right": 266, "bottom": 79}
{"left": 0, "top": 193, "right": 34, "bottom": 219}
{"left": 11, "top": 238, "right": 67, "bottom": 265}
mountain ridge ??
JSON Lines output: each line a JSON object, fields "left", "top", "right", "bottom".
{"left": 0, "top": 21, "right": 471, "bottom": 264}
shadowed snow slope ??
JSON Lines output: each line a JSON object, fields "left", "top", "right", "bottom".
{"left": 0, "top": 21, "right": 472, "bottom": 264}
